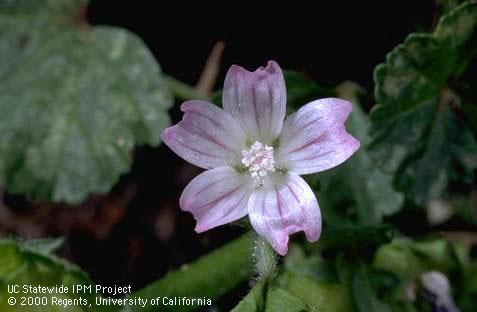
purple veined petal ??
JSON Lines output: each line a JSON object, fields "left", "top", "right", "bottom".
{"left": 161, "top": 100, "right": 247, "bottom": 169}
{"left": 275, "top": 98, "right": 360, "bottom": 175}
{"left": 248, "top": 173, "right": 322, "bottom": 255}
{"left": 222, "top": 60, "right": 286, "bottom": 144}
{"left": 180, "top": 167, "right": 252, "bottom": 233}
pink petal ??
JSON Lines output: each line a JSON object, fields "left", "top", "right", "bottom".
{"left": 161, "top": 101, "right": 246, "bottom": 169}
{"left": 180, "top": 167, "right": 252, "bottom": 233}
{"left": 275, "top": 98, "right": 360, "bottom": 175}
{"left": 222, "top": 60, "right": 286, "bottom": 144}
{"left": 248, "top": 173, "right": 322, "bottom": 255}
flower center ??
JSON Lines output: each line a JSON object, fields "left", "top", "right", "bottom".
{"left": 241, "top": 141, "right": 275, "bottom": 185}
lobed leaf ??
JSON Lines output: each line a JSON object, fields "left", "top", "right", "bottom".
{"left": 369, "top": 1, "right": 477, "bottom": 204}
{"left": 0, "top": 0, "right": 172, "bottom": 203}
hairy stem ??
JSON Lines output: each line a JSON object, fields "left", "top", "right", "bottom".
{"left": 253, "top": 235, "right": 277, "bottom": 281}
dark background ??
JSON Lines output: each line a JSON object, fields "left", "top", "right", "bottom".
{"left": 87, "top": 1, "right": 435, "bottom": 91}
{"left": 1, "top": 1, "right": 436, "bottom": 310}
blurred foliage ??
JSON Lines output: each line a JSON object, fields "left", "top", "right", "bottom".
{"left": 272, "top": 236, "right": 474, "bottom": 312}
{"left": 0, "top": 0, "right": 172, "bottom": 203}
{"left": 312, "top": 224, "right": 394, "bottom": 251}
{"left": 373, "top": 238, "right": 468, "bottom": 282}
{"left": 372, "top": 237, "right": 475, "bottom": 312}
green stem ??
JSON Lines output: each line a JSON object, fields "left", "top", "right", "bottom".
{"left": 126, "top": 234, "right": 253, "bottom": 312}
{"left": 163, "top": 75, "right": 210, "bottom": 101}
{"left": 253, "top": 235, "right": 277, "bottom": 281}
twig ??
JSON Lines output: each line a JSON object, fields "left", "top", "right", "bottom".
{"left": 196, "top": 41, "right": 225, "bottom": 95}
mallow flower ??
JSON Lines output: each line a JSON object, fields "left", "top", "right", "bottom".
{"left": 161, "top": 61, "right": 360, "bottom": 255}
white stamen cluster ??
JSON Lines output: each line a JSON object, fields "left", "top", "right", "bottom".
{"left": 242, "top": 141, "right": 275, "bottom": 185}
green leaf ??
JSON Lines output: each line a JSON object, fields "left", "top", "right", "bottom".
{"left": 265, "top": 287, "right": 309, "bottom": 312}
{"left": 284, "top": 244, "right": 338, "bottom": 283}
{"left": 232, "top": 281, "right": 310, "bottom": 312}
{"left": 279, "top": 271, "right": 351, "bottom": 312}
{"left": 0, "top": 0, "right": 172, "bottom": 203}
{"left": 231, "top": 281, "right": 266, "bottom": 312}
{"left": 369, "top": 1, "right": 477, "bottom": 205}
{"left": 128, "top": 234, "right": 253, "bottom": 312}
{"left": 0, "top": 238, "right": 111, "bottom": 312}
{"left": 318, "top": 83, "right": 404, "bottom": 225}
